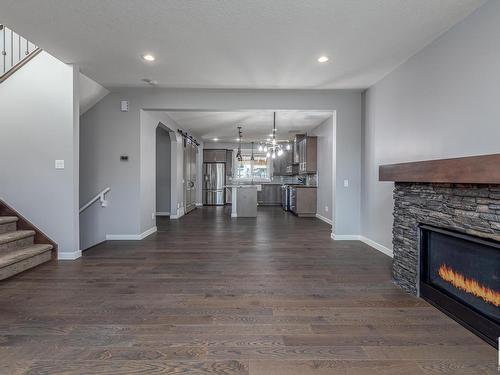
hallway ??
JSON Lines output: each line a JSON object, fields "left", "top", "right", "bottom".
{"left": 0, "top": 207, "right": 496, "bottom": 374}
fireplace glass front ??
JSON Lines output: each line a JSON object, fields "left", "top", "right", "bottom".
{"left": 420, "top": 225, "right": 500, "bottom": 347}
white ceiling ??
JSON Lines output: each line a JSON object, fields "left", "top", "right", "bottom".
{"left": 166, "top": 111, "right": 333, "bottom": 143}
{"left": 0, "top": 0, "right": 484, "bottom": 89}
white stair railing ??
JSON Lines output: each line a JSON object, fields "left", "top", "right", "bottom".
{"left": 79, "top": 187, "right": 110, "bottom": 214}
{"left": 1, "top": 24, "right": 41, "bottom": 83}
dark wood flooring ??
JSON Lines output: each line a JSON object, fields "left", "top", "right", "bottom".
{"left": 0, "top": 206, "right": 496, "bottom": 374}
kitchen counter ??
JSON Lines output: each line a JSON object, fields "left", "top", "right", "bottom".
{"left": 289, "top": 185, "right": 317, "bottom": 217}
{"left": 282, "top": 184, "right": 317, "bottom": 188}
{"left": 224, "top": 184, "right": 262, "bottom": 191}
{"left": 224, "top": 185, "right": 258, "bottom": 217}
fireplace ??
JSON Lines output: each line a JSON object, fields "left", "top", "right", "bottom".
{"left": 420, "top": 225, "right": 500, "bottom": 346}
{"left": 379, "top": 154, "right": 500, "bottom": 348}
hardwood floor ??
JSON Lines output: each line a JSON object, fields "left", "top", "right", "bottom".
{"left": 0, "top": 206, "right": 496, "bottom": 374}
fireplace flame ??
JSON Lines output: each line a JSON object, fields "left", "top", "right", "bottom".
{"left": 438, "top": 264, "right": 500, "bottom": 307}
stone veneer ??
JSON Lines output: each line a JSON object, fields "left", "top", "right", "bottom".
{"left": 392, "top": 183, "right": 500, "bottom": 295}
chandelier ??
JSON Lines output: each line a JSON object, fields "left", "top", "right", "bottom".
{"left": 257, "top": 112, "right": 291, "bottom": 159}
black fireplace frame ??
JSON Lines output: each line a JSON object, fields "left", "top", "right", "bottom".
{"left": 419, "top": 224, "right": 500, "bottom": 348}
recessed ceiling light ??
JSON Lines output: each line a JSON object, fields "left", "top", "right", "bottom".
{"left": 213, "top": 138, "right": 219, "bottom": 141}
{"left": 142, "top": 54, "right": 155, "bottom": 62}
{"left": 317, "top": 56, "right": 329, "bottom": 63}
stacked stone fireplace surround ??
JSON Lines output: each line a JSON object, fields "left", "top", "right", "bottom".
{"left": 392, "top": 183, "right": 500, "bottom": 295}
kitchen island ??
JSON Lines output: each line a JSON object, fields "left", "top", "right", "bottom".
{"left": 225, "top": 185, "right": 260, "bottom": 217}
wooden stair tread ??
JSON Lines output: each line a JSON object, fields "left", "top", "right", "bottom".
{"left": 0, "top": 216, "right": 19, "bottom": 225}
{"left": 0, "top": 244, "right": 53, "bottom": 268}
{"left": 0, "top": 230, "right": 35, "bottom": 245}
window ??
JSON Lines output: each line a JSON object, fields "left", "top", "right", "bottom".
{"left": 234, "top": 150, "right": 270, "bottom": 181}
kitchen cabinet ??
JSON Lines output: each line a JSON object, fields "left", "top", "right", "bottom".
{"left": 290, "top": 186, "right": 317, "bottom": 217}
{"left": 203, "top": 149, "right": 227, "bottom": 163}
{"left": 226, "top": 150, "right": 233, "bottom": 177}
{"left": 272, "top": 146, "right": 295, "bottom": 176}
{"left": 272, "top": 155, "right": 282, "bottom": 176}
{"left": 285, "top": 163, "right": 298, "bottom": 176}
{"left": 284, "top": 147, "right": 297, "bottom": 175}
{"left": 293, "top": 135, "right": 305, "bottom": 164}
{"left": 272, "top": 153, "right": 289, "bottom": 176}
{"left": 298, "top": 136, "right": 317, "bottom": 174}
{"left": 257, "top": 184, "right": 281, "bottom": 205}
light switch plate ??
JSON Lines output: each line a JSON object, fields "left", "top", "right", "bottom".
{"left": 55, "top": 160, "right": 65, "bottom": 169}
{"left": 343, "top": 179, "right": 349, "bottom": 187}
{"left": 120, "top": 100, "right": 129, "bottom": 112}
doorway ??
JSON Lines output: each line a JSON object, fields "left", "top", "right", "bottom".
{"left": 183, "top": 138, "right": 198, "bottom": 214}
{"left": 156, "top": 126, "right": 171, "bottom": 216}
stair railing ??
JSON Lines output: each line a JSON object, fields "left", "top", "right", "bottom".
{"left": 0, "top": 24, "right": 41, "bottom": 83}
{"left": 79, "top": 187, "right": 110, "bottom": 214}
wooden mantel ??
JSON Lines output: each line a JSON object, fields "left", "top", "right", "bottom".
{"left": 379, "top": 153, "right": 500, "bottom": 184}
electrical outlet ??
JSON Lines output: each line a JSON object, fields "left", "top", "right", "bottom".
{"left": 325, "top": 206, "right": 329, "bottom": 212}
{"left": 343, "top": 179, "right": 349, "bottom": 187}
{"left": 151, "top": 212, "right": 155, "bottom": 220}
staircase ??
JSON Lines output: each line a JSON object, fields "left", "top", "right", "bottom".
{"left": 0, "top": 202, "right": 54, "bottom": 280}
{"left": 1, "top": 23, "right": 41, "bottom": 83}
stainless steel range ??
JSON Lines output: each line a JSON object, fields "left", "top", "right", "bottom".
{"left": 281, "top": 185, "right": 291, "bottom": 211}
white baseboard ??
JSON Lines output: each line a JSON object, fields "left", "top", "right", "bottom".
{"left": 106, "top": 226, "right": 157, "bottom": 240}
{"left": 140, "top": 226, "right": 157, "bottom": 239}
{"left": 58, "top": 250, "right": 82, "bottom": 260}
{"left": 315, "top": 213, "right": 333, "bottom": 225}
{"left": 359, "top": 236, "right": 393, "bottom": 258}
{"left": 156, "top": 212, "right": 170, "bottom": 216}
{"left": 170, "top": 207, "right": 185, "bottom": 220}
{"left": 330, "top": 233, "right": 393, "bottom": 258}
{"left": 331, "top": 233, "right": 360, "bottom": 241}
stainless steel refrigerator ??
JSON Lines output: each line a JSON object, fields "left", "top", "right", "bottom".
{"left": 202, "top": 163, "right": 225, "bottom": 205}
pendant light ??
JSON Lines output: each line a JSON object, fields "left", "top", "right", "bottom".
{"left": 250, "top": 142, "right": 255, "bottom": 161}
{"left": 236, "top": 126, "right": 243, "bottom": 162}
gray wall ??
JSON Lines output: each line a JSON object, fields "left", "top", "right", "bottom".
{"left": 362, "top": 0, "right": 500, "bottom": 250}
{"left": 156, "top": 127, "right": 171, "bottom": 213}
{"left": 80, "top": 88, "right": 362, "bottom": 239}
{"left": 140, "top": 111, "right": 185, "bottom": 232}
{"left": 311, "top": 115, "right": 334, "bottom": 222}
{"left": 0, "top": 51, "right": 80, "bottom": 257}
{"left": 79, "top": 90, "right": 141, "bottom": 247}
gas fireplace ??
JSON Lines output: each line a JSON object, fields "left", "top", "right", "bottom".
{"left": 420, "top": 225, "right": 500, "bottom": 347}
{"left": 379, "top": 154, "right": 500, "bottom": 348}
